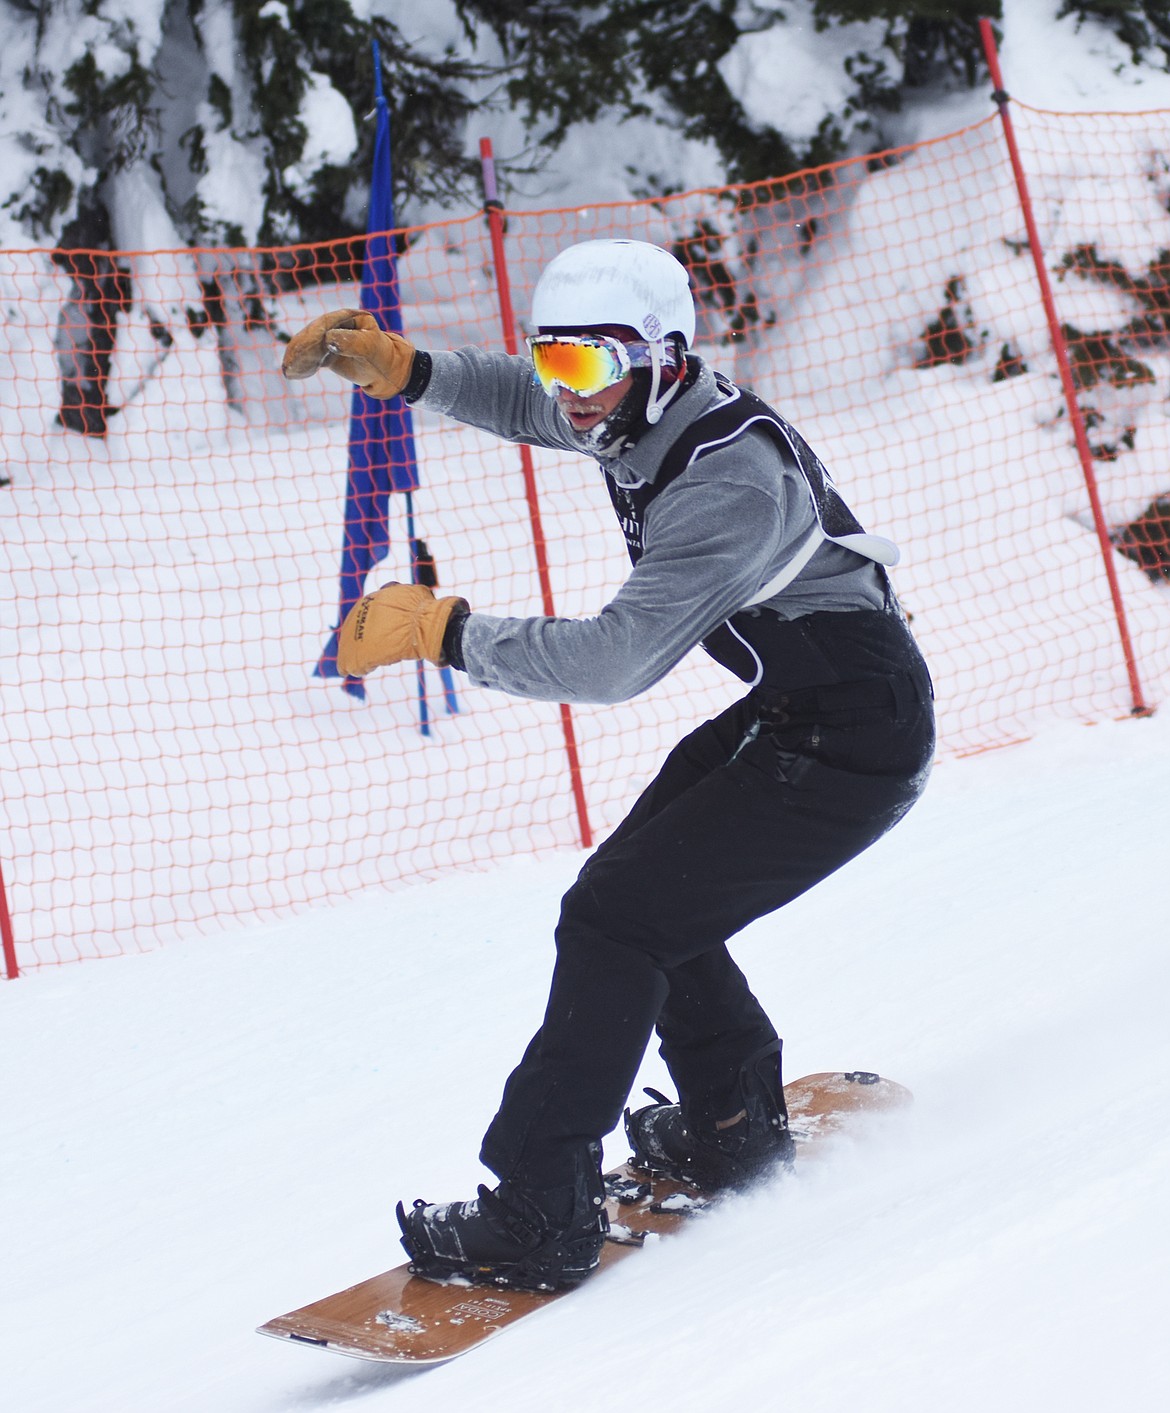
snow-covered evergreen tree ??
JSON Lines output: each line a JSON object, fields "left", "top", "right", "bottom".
{"left": 455, "top": 0, "right": 999, "bottom": 188}
{"left": 3, "top": 0, "right": 1169, "bottom": 255}
{"left": 1059, "top": 0, "right": 1170, "bottom": 67}
{"left": 0, "top": 0, "right": 499, "bottom": 253}
{"left": 0, "top": 1, "right": 505, "bottom": 432}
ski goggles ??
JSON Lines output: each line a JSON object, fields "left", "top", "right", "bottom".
{"left": 527, "top": 333, "right": 665, "bottom": 397}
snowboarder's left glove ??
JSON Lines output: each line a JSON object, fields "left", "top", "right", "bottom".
{"left": 282, "top": 308, "right": 416, "bottom": 398}
{"left": 336, "top": 583, "right": 470, "bottom": 676}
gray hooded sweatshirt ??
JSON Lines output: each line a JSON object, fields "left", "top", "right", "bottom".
{"left": 416, "top": 348, "right": 889, "bottom": 705}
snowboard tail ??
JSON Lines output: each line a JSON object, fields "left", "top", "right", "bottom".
{"left": 258, "top": 1071, "right": 910, "bottom": 1365}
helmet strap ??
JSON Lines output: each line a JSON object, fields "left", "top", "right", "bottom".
{"left": 644, "top": 341, "right": 683, "bottom": 425}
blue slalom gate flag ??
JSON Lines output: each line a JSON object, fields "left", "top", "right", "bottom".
{"left": 315, "top": 43, "right": 457, "bottom": 727}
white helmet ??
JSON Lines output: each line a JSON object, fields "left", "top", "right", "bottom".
{"left": 531, "top": 239, "right": 695, "bottom": 347}
{"left": 532, "top": 240, "right": 695, "bottom": 434}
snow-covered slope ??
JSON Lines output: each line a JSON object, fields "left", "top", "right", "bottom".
{"left": 2, "top": 710, "right": 1168, "bottom": 1412}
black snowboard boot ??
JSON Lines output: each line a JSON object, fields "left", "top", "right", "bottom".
{"left": 625, "top": 1039, "right": 795, "bottom": 1191}
{"left": 396, "top": 1142, "right": 609, "bottom": 1292}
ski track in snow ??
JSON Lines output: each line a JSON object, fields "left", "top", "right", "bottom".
{"left": 2, "top": 711, "right": 1169, "bottom": 1412}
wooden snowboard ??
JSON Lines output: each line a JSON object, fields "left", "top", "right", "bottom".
{"left": 258, "top": 1071, "right": 910, "bottom": 1366}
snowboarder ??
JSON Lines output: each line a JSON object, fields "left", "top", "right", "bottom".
{"left": 282, "top": 238, "right": 935, "bottom": 1292}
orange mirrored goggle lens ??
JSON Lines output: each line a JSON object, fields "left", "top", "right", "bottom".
{"left": 527, "top": 335, "right": 632, "bottom": 396}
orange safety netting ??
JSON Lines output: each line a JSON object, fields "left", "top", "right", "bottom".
{"left": 3, "top": 104, "right": 1169, "bottom": 972}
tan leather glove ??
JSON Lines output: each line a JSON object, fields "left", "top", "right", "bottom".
{"left": 336, "top": 583, "right": 469, "bottom": 676}
{"left": 282, "top": 308, "right": 416, "bottom": 399}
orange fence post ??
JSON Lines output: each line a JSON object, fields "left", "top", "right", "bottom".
{"left": 979, "top": 17, "right": 1150, "bottom": 717}
{"left": 0, "top": 857, "right": 18, "bottom": 980}
{"left": 478, "top": 137, "right": 594, "bottom": 849}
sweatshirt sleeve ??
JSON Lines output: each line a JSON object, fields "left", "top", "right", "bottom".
{"left": 457, "top": 463, "right": 804, "bottom": 705}
{"left": 415, "top": 346, "right": 577, "bottom": 452}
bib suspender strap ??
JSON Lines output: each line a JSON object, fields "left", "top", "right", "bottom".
{"left": 743, "top": 526, "right": 826, "bottom": 606}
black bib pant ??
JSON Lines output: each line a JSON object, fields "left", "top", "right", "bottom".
{"left": 480, "top": 607, "right": 935, "bottom": 1190}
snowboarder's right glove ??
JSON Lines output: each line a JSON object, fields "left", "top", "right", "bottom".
{"left": 281, "top": 308, "right": 416, "bottom": 399}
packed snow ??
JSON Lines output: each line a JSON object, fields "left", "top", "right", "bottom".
{"left": 2, "top": 710, "right": 1168, "bottom": 1411}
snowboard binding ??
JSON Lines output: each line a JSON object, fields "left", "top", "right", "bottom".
{"left": 396, "top": 1147, "right": 609, "bottom": 1292}
{"left": 625, "top": 1039, "right": 795, "bottom": 1191}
